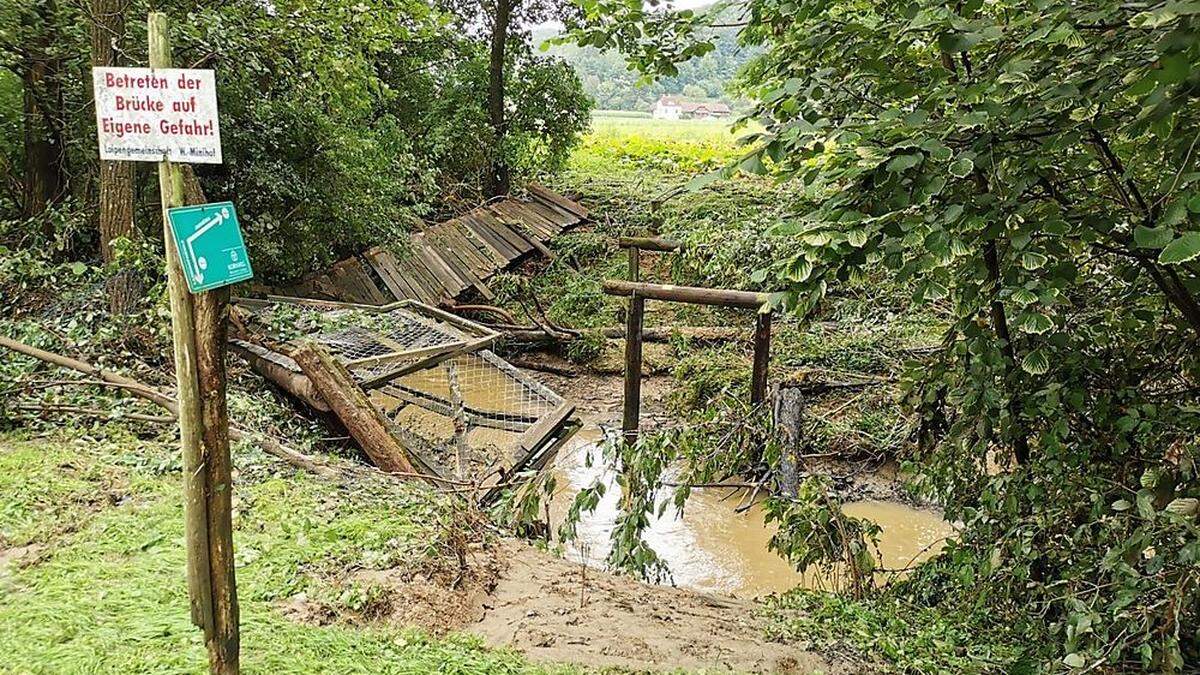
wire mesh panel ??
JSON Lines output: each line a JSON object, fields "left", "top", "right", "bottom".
{"left": 235, "top": 298, "right": 497, "bottom": 388}
{"left": 233, "top": 296, "right": 573, "bottom": 481}
{"left": 376, "top": 349, "right": 566, "bottom": 473}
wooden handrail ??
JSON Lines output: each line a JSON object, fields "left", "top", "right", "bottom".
{"left": 602, "top": 279, "right": 769, "bottom": 309}
{"left": 618, "top": 236, "right": 683, "bottom": 252}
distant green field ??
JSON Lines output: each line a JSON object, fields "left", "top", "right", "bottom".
{"left": 587, "top": 114, "right": 746, "bottom": 144}
{"left": 569, "top": 114, "right": 754, "bottom": 177}
{"left": 591, "top": 109, "right": 652, "bottom": 119}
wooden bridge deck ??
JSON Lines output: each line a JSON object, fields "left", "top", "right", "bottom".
{"left": 276, "top": 185, "right": 587, "bottom": 306}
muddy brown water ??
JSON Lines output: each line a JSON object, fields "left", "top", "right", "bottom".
{"left": 547, "top": 422, "right": 955, "bottom": 597}
{"left": 387, "top": 363, "right": 954, "bottom": 598}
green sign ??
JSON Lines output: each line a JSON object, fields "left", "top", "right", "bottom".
{"left": 167, "top": 201, "right": 253, "bottom": 293}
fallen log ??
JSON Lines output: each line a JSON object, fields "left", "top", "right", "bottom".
{"left": 291, "top": 341, "right": 421, "bottom": 476}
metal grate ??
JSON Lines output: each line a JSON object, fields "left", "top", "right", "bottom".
{"left": 377, "top": 350, "right": 565, "bottom": 471}
{"left": 235, "top": 298, "right": 496, "bottom": 389}
{"left": 233, "top": 297, "right": 572, "bottom": 480}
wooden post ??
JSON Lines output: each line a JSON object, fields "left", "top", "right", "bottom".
{"left": 187, "top": 171, "right": 239, "bottom": 672}
{"left": 751, "top": 311, "right": 772, "bottom": 407}
{"left": 150, "top": 10, "right": 213, "bottom": 642}
{"left": 446, "top": 360, "right": 470, "bottom": 480}
{"left": 622, "top": 246, "right": 644, "bottom": 444}
{"left": 151, "top": 14, "right": 238, "bottom": 673}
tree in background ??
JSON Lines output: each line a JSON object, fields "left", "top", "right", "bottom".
{"left": 571, "top": 0, "right": 1200, "bottom": 668}
{"left": 2, "top": 0, "right": 71, "bottom": 220}
{"left": 474, "top": 0, "right": 587, "bottom": 196}
{"left": 90, "top": 0, "right": 139, "bottom": 313}
{"left": 0, "top": 0, "right": 591, "bottom": 294}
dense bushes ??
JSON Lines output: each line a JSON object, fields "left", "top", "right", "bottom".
{"left": 0, "top": 0, "right": 592, "bottom": 283}
{"left": 571, "top": 0, "right": 1200, "bottom": 668}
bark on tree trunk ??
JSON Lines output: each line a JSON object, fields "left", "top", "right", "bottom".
{"left": 91, "top": 0, "right": 141, "bottom": 314}
{"left": 771, "top": 382, "right": 804, "bottom": 499}
{"left": 485, "top": 0, "right": 513, "bottom": 197}
{"left": 21, "top": 0, "right": 66, "bottom": 220}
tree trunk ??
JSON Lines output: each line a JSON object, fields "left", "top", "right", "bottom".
{"left": 984, "top": 240, "right": 1030, "bottom": 466}
{"left": 484, "top": 0, "right": 513, "bottom": 197}
{"left": 771, "top": 383, "right": 804, "bottom": 499}
{"left": 91, "top": 0, "right": 140, "bottom": 313}
{"left": 21, "top": 0, "right": 66, "bottom": 220}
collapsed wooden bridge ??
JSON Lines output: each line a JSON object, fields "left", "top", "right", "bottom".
{"left": 269, "top": 185, "right": 588, "bottom": 306}
{"left": 231, "top": 296, "right": 579, "bottom": 502}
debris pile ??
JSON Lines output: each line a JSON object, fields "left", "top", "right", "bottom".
{"left": 231, "top": 297, "right": 578, "bottom": 500}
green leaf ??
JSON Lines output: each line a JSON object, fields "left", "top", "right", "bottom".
{"left": 949, "top": 157, "right": 973, "bottom": 178}
{"left": 70, "top": 262, "right": 87, "bottom": 276}
{"left": 1021, "top": 252, "right": 1048, "bottom": 270}
{"left": 1165, "top": 498, "right": 1198, "bottom": 516}
{"left": 1111, "top": 499, "right": 1132, "bottom": 512}
{"left": 938, "top": 32, "right": 981, "bottom": 53}
{"left": 1021, "top": 349, "right": 1049, "bottom": 374}
{"left": 1063, "top": 653, "right": 1087, "bottom": 669}
{"left": 1159, "top": 232, "right": 1200, "bottom": 264}
{"left": 739, "top": 152, "right": 767, "bottom": 175}
{"left": 686, "top": 170, "right": 724, "bottom": 191}
{"left": 1011, "top": 288, "right": 1038, "bottom": 305}
{"left": 1159, "top": 200, "right": 1188, "bottom": 227}
{"left": 786, "top": 258, "right": 813, "bottom": 282}
{"left": 1134, "top": 225, "right": 1175, "bottom": 249}
{"left": 846, "top": 229, "right": 868, "bottom": 247}
{"left": 1157, "top": 54, "right": 1191, "bottom": 85}
{"left": 922, "top": 281, "right": 948, "bottom": 301}
{"left": 1018, "top": 311, "right": 1053, "bottom": 334}
{"left": 886, "top": 153, "right": 922, "bottom": 173}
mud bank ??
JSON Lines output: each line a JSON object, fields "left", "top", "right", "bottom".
{"left": 468, "top": 540, "right": 844, "bottom": 673}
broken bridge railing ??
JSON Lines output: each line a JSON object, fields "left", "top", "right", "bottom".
{"left": 607, "top": 236, "right": 774, "bottom": 444}
{"left": 230, "top": 296, "right": 578, "bottom": 501}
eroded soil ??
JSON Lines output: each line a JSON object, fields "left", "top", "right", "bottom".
{"left": 468, "top": 540, "right": 839, "bottom": 674}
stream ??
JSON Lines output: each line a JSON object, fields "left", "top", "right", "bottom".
{"left": 547, "top": 422, "right": 955, "bottom": 597}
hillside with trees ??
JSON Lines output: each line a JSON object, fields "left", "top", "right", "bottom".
{"left": 534, "top": 14, "right": 755, "bottom": 112}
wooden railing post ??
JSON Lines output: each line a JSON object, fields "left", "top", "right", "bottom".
{"left": 751, "top": 311, "right": 772, "bottom": 407}
{"left": 622, "top": 245, "right": 644, "bottom": 444}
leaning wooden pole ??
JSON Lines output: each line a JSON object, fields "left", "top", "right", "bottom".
{"left": 149, "top": 13, "right": 238, "bottom": 673}
{"left": 622, "top": 245, "right": 644, "bottom": 444}
{"left": 187, "top": 167, "right": 239, "bottom": 670}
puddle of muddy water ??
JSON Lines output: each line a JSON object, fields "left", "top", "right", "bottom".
{"left": 547, "top": 422, "right": 955, "bottom": 597}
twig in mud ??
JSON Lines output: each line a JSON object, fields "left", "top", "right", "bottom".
{"left": 735, "top": 480, "right": 766, "bottom": 513}
{"left": 662, "top": 481, "right": 760, "bottom": 490}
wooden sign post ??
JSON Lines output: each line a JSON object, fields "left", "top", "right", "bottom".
{"left": 90, "top": 13, "right": 240, "bottom": 673}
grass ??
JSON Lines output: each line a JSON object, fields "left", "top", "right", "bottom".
{"left": 0, "top": 430, "right": 565, "bottom": 674}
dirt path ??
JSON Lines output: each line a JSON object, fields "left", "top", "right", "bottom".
{"left": 467, "top": 541, "right": 839, "bottom": 673}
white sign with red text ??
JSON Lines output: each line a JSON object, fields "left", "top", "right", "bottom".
{"left": 92, "top": 67, "right": 222, "bottom": 164}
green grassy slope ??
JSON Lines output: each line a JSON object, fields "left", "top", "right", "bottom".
{"left": 0, "top": 432, "right": 562, "bottom": 674}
